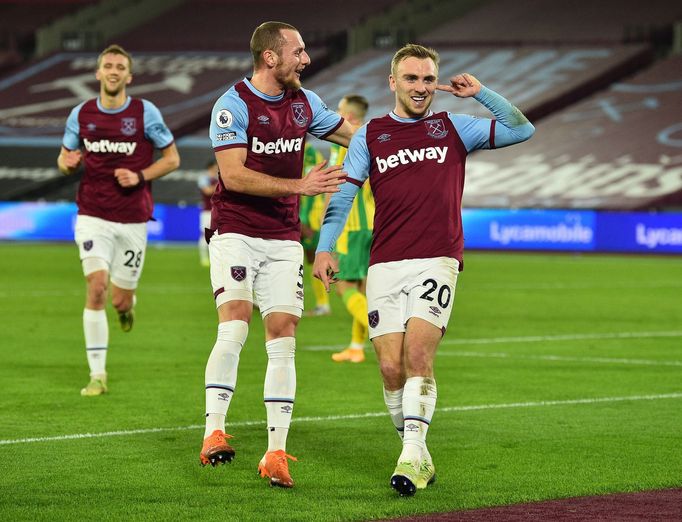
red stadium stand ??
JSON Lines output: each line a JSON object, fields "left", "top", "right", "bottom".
{"left": 116, "top": 0, "right": 395, "bottom": 52}
{"left": 0, "top": 0, "right": 95, "bottom": 61}
{"left": 1, "top": 0, "right": 680, "bottom": 210}
{"left": 420, "top": 0, "right": 682, "bottom": 46}
{"left": 462, "top": 55, "right": 682, "bottom": 210}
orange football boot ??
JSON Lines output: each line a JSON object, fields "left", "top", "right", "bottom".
{"left": 200, "top": 430, "right": 235, "bottom": 466}
{"left": 331, "top": 347, "right": 365, "bottom": 363}
{"left": 257, "top": 450, "right": 298, "bottom": 488}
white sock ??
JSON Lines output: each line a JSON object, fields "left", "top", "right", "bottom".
{"left": 83, "top": 308, "right": 108, "bottom": 378}
{"left": 204, "top": 320, "right": 248, "bottom": 438}
{"left": 383, "top": 387, "right": 404, "bottom": 440}
{"left": 264, "top": 337, "right": 296, "bottom": 452}
{"left": 400, "top": 376, "right": 437, "bottom": 463}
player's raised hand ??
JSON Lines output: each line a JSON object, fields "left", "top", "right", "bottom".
{"left": 114, "top": 168, "right": 144, "bottom": 188}
{"left": 436, "top": 73, "right": 481, "bottom": 98}
{"left": 299, "top": 160, "right": 346, "bottom": 196}
{"left": 313, "top": 251, "right": 339, "bottom": 292}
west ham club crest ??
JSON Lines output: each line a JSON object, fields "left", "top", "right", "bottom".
{"left": 368, "top": 310, "right": 380, "bottom": 328}
{"left": 121, "top": 117, "right": 137, "bottom": 136}
{"left": 83, "top": 240, "right": 93, "bottom": 251}
{"left": 291, "top": 102, "right": 308, "bottom": 127}
{"left": 230, "top": 266, "right": 246, "bottom": 282}
{"left": 425, "top": 118, "right": 447, "bottom": 139}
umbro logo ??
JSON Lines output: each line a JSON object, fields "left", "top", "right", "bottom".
{"left": 405, "top": 423, "right": 419, "bottom": 432}
{"left": 218, "top": 393, "right": 230, "bottom": 402}
{"left": 280, "top": 405, "right": 293, "bottom": 414}
{"left": 378, "top": 133, "right": 391, "bottom": 142}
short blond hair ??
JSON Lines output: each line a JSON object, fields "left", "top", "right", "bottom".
{"left": 341, "top": 94, "right": 369, "bottom": 119}
{"left": 97, "top": 44, "right": 133, "bottom": 73}
{"left": 390, "top": 43, "right": 439, "bottom": 76}
{"left": 250, "top": 21, "right": 298, "bottom": 68}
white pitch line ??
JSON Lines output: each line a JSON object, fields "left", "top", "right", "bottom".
{"left": 1, "top": 392, "right": 681, "bottom": 446}
{"left": 0, "top": 286, "right": 208, "bottom": 299}
{"left": 440, "top": 331, "right": 682, "bottom": 346}
{"left": 302, "top": 331, "right": 682, "bottom": 352}
{"left": 439, "top": 351, "right": 682, "bottom": 367}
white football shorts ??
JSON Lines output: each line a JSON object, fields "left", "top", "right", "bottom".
{"left": 74, "top": 214, "right": 147, "bottom": 290}
{"left": 209, "top": 232, "right": 304, "bottom": 318}
{"left": 366, "top": 256, "right": 460, "bottom": 339}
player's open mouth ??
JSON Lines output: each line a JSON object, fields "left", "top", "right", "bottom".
{"left": 412, "top": 96, "right": 426, "bottom": 102}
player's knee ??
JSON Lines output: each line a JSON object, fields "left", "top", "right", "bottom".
{"left": 264, "top": 313, "right": 299, "bottom": 339}
{"left": 86, "top": 277, "right": 108, "bottom": 307}
{"left": 378, "top": 360, "right": 404, "bottom": 389}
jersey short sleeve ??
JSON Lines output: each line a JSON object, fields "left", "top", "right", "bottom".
{"left": 210, "top": 89, "right": 249, "bottom": 150}
{"left": 142, "top": 100, "right": 174, "bottom": 149}
{"left": 343, "top": 124, "right": 370, "bottom": 185}
{"left": 62, "top": 102, "right": 85, "bottom": 150}
{"left": 448, "top": 113, "right": 493, "bottom": 153}
{"left": 302, "top": 88, "right": 343, "bottom": 139}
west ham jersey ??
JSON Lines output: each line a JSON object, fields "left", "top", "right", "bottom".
{"left": 318, "top": 86, "right": 534, "bottom": 268}
{"left": 358, "top": 111, "right": 473, "bottom": 265}
{"left": 209, "top": 78, "right": 343, "bottom": 241}
{"left": 62, "top": 97, "right": 174, "bottom": 223}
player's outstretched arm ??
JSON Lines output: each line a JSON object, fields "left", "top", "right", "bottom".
{"left": 313, "top": 181, "right": 358, "bottom": 290}
{"left": 323, "top": 119, "right": 356, "bottom": 148}
{"left": 438, "top": 73, "right": 535, "bottom": 146}
{"left": 57, "top": 147, "right": 82, "bottom": 175}
{"left": 216, "top": 148, "right": 346, "bottom": 197}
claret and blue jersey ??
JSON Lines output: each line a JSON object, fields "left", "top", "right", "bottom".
{"left": 209, "top": 78, "right": 343, "bottom": 241}
{"left": 318, "top": 85, "right": 535, "bottom": 268}
{"left": 62, "top": 96, "right": 174, "bottom": 223}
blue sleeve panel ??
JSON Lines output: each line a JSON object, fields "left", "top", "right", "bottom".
{"left": 316, "top": 181, "right": 360, "bottom": 253}
{"left": 209, "top": 88, "right": 250, "bottom": 149}
{"left": 449, "top": 86, "right": 535, "bottom": 152}
{"left": 62, "top": 102, "right": 84, "bottom": 150}
{"left": 302, "top": 88, "right": 343, "bottom": 138}
{"left": 142, "top": 99, "right": 175, "bottom": 149}
{"left": 316, "top": 124, "right": 369, "bottom": 253}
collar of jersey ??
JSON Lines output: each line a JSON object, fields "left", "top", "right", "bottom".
{"left": 389, "top": 110, "right": 434, "bottom": 123}
{"left": 243, "top": 77, "right": 285, "bottom": 102}
{"left": 96, "top": 96, "right": 132, "bottom": 114}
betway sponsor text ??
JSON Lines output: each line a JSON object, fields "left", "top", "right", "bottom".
{"left": 251, "top": 136, "right": 303, "bottom": 154}
{"left": 375, "top": 146, "right": 448, "bottom": 173}
{"left": 83, "top": 138, "right": 137, "bottom": 156}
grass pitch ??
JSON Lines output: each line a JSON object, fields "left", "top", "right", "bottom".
{"left": 0, "top": 243, "right": 680, "bottom": 521}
